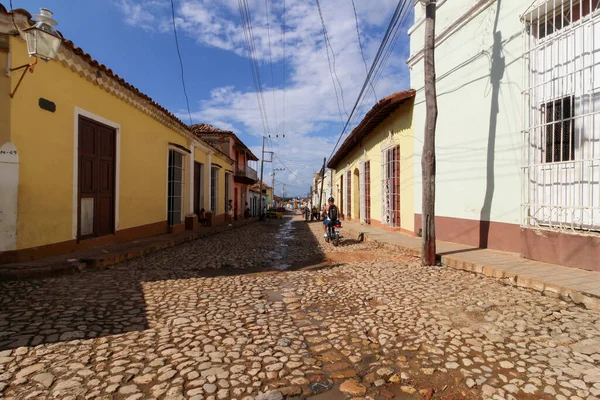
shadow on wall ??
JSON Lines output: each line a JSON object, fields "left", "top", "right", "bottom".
{"left": 480, "top": 0, "right": 505, "bottom": 248}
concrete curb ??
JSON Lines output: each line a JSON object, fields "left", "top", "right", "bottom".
{"left": 344, "top": 226, "right": 600, "bottom": 312}
{"left": 0, "top": 220, "right": 257, "bottom": 281}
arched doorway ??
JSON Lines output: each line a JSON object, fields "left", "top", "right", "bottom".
{"left": 353, "top": 168, "right": 360, "bottom": 221}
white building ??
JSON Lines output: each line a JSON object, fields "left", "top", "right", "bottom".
{"left": 409, "top": 0, "right": 600, "bottom": 271}
{"left": 311, "top": 169, "right": 333, "bottom": 209}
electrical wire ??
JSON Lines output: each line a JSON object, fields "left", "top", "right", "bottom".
{"left": 275, "top": 156, "right": 313, "bottom": 186}
{"left": 327, "top": 0, "right": 412, "bottom": 161}
{"left": 170, "top": 0, "right": 193, "bottom": 125}
{"left": 282, "top": 0, "right": 287, "bottom": 140}
{"left": 348, "top": 3, "right": 408, "bottom": 133}
{"left": 351, "top": 0, "right": 377, "bottom": 102}
{"left": 8, "top": 0, "right": 20, "bottom": 34}
{"left": 238, "top": 0, "right": 271, "bottom": 137}
{"left": 315, "top": 0, "right": 348, "bottom": 123}
{"left": 265, "top": 0, "right": 279, "bottom": 137}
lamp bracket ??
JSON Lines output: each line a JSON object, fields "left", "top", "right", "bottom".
{"left": 9, "top": 57, "right": 38, "bottom": 98}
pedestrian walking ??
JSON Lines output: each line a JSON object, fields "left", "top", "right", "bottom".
{"left": 227, "top": 199, "right": 233, "bottom": 226}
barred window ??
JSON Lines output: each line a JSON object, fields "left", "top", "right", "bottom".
{"left": 168, "top": 149, "right": 185, "bottom": 226}
{"left": 544, "top": 96, "right": 575, "bottom": 163}
{"left": 210, "top": 167, "right": 218, "bottom": 213}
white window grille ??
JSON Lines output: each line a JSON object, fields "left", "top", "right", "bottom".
{"left": 381, "top": 144, "right": 401, "bottom": 228}
{"left": 359, "top": 160, "right": 372, "bottom": 224}
{"left": 346, "top": 170, "right": 352, "bottom": 218}
{"left": 522, "top": 0, "right": 600, "bottom": 232}
{"left": 168, "top": 149, "right": 186, "bottom": 226}
{"left": 210, "top": 167, "right": 219, "bottom": 213}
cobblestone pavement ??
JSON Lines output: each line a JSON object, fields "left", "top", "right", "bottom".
{"left": 1, "top": 215, "right": 600, "bottom": 400}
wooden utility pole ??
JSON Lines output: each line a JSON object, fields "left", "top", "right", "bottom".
{"left": 318, "top": 158, "right": 326, "bottom": 210}
{"left": 421, "top": 0, "right": 438, "bottom": 266}
{"left": 258, "top": 136, "right": 265, "bottom": 219}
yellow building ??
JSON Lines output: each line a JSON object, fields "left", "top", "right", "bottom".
{"left": 328, "top": 90, "right": 416, "bottom": 235}
{"left": 0, "top": 6, "right": 233, "bottom": 263}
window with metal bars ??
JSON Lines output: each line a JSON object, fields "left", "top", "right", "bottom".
{"left": 360, "top": 161, "right": 371, "bottom": 225}
{"left": 522, "top": 0, "right": 600, "bottom": 231}
{"left": 381, "top": 145, "right": 401, "bottom": 228}
{"left": 339, "top": 176, "right": 344, "bottom": 217}
{"left": 346, "top": 170, "right": 352, "bottom": 219}
{"left": 544, "top": 96, "right": 575, "bottom": 163}
{"left": 210, "top": 167, "right": 218, "bottom": 213}
{"left": 168, "top": 149, "right": 185, "bottom": 226}
{"left": 532, "top": 0, "right": 600, "bottom": 39}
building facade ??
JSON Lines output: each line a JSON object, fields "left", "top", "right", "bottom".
{"left": 249, "top": 181, "right": 271, "bottom": 216}
{"left": 311, "top": 169, "right": 333, "bottom": 209}
{"left": 408, "top": 0, "right": 600, "bottom": 270}
{"left": 328, "top": 91, "right": 416, "bottom": 234}
{"left": 0, "top": 6, "right": 232, "bottom": 263}
{"left": 191, "top": 125, "right": 258, "bottom": 221}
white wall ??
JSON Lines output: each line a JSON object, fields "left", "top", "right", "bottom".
{"left": 410, "top": 0, "right": 524, "bottom": 226}
{"left": 0, "top": 142, "right": 19, "bottom": 251}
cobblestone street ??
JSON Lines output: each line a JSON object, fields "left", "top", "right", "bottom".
{"left": 1, "top": 215, "right": 600, "bottom": 400}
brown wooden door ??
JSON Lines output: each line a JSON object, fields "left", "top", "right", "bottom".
{"left": 194, "top": 162, "right": 202, "bottom": 215}
{"left": 78, "top": 116, "right": 116, "bottom": 240}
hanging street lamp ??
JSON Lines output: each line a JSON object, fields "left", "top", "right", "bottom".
{"left": 9, "top": 8, "right": 62, "bottom": 98}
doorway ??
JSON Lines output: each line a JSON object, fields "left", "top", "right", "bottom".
{"left": 78, "top": 116, "right": 116, "bottom": 240}
{"left": 353, "top": 168, "right": 360, "bottom": 221}
{"left": 194, "top": 162, "right": 204, "bottom": 215}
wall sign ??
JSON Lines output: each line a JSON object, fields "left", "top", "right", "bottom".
{"left": 39, "top": 98, "right": 56, "bottom": 113}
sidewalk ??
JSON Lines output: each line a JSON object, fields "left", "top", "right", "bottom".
{"left": 342, "top": 220, "right": 600, "bottom": 311}
{"left": 0, "top": 220, "right": 256, "bottom": 281}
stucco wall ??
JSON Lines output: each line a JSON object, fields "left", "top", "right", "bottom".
{"left": 410, "top": 0, "right": 523, "bottom": 227}
{"left": 8, "top": 37, "right": 200, "bottom": 250}
{"left": 332, "top": 101, "right": 415, "bottom": 232}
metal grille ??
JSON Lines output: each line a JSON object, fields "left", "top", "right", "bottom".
{"left": 522, "top": 0, "right": 600, "bottom": 232}
{"left": 168, "top": 149, "right": 185, "bottom": 226}
{"left": 381, "top": 145, "right": 401, "bottom": 228}
{"left": 346, "top": 171, "right": 352, "bottom": 218}
{"left": 339, "top": 175, "right": 344, "bottom": 217}
{"left": 210, "top": 167, "right": 218, "bottom": 213}
{"left": 360, "top": 161, "right": 371, "bottom": 224}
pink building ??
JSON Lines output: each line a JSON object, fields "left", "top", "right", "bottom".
{"left": 190, "top": 124, "right": 258, "bottom": 220}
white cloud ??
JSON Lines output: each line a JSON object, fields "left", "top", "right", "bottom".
{"left": 116, "top": 0, "right": 411, "bottom": 195}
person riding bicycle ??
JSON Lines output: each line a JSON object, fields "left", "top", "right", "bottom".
{"left": 322, "top": 197, "right": 339, "bottom": 237}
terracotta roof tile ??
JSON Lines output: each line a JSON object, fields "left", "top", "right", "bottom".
{"left": 1, "top": 4, "right": 228, "bottom": 158}
{"left": 327, "top": 89, "right": 416, "bottom": 169}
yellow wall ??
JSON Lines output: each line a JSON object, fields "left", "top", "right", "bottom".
{"left": 8, "top": 37, "right": 206, "bottom": 249}
{"left": 0, "top": 47, "right": 9, "bottom": 146}
{"left": 332, "top": 100, "right": 415, "bottom": 232}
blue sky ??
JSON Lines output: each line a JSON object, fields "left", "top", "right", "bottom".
{"left": 10, "top": 0, "right": 411, "bottom": 196}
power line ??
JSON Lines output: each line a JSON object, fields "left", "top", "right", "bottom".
{"left": 348, "top": 0, "right": 409, "bottom": 133}
{"left": 315, "top": 0, "right": 348, "bottom": 123}
{"left": 170, "top": 0, "right": 193, "bottom": 125}
{"left": 275, "top": 156, "right": 313, "bottom": 186}
{"left": 238, "top": 0, "right": 271, "bottom": 137}
{"left": 282, "top": 0, "right": 287, "bottom": 139}
{"left": 8, "top": 0, "right": 20, "bottom": 33}
{"left": 327, "top": 0, "right": 411, "bottom": 162}
{"left": 350, "top": 0, "right": 377, "bottom": 102}
{"left": 265, "top": 0, "right": 279, "bottom": 137}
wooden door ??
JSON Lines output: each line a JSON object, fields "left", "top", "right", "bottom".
{"left": 78, "top": 116, "right": 116, "bottom": 240}
{"left": 194, "top": 162, "right": 202, "bottom": 215}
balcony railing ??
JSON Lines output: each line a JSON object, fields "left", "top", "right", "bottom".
{"left": 235, "top": 165, "right": 258, "bottom": 181}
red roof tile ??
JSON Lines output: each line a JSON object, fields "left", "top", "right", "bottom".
{"left": 327, "top": 90, "right": 416, "bottom": 169}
